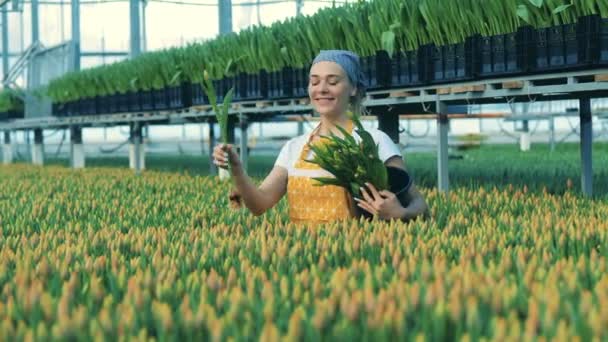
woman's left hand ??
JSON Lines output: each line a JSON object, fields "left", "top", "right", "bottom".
{"left": 354, "top": 182, "right": 405, "bottom": 220}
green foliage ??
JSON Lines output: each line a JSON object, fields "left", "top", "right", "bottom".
{"left": 307, "top": 113, "right": 388, "bottom": 197}
{"left": 0, "top": 159, "right": 607, "bottom": 340}
{"left": 42, "top": 0, "right": 608, "bottom": 102}
{"left": 201, "top": 70, "right": 235, "bottom": 174}
{"left": 0, "top": 88, "right": 24, "bottom": 113}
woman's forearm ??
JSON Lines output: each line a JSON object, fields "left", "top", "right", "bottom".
{"left": 397, "top": 196, "right": 429, "bottom": 222}
{"left": 230, "top": 166, "right": 273, "bottom": 215}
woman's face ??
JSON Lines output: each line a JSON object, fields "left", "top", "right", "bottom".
{"left": 308, "top": 61, "right": 356, "bottom": 119}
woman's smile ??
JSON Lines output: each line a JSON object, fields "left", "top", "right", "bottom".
{"left": 314, "top": 97, "right": 336, "bottom": 105}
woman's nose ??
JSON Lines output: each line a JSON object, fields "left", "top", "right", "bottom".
{"left": 318, "top": 80, "right": 329, "bottom": 93}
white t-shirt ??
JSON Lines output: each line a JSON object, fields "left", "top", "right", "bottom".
{"left": 274, "top": 126, "right": 402, "bottom": 176}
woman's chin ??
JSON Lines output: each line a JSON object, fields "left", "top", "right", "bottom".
{"left": 316, "top": 109, "right": 343, "bottom": 119}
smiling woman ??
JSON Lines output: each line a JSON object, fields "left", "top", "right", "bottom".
{"left": 213, "top": 49, "right": 429, "bottom": 225}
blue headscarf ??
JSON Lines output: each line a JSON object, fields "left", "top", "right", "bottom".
{"left": 312, "top": 50, "right": 367, "bottom": 95}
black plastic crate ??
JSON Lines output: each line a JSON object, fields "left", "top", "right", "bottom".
{"left": 535, "top": 16, "right": 599, "bottom": 70}
{"left": 267, "top": 67, "right": 294, "bottom": 99}
{"left": 598, "top": 17, "right": 608, "bottom": 64}
{"left": 236, "top": 72, "right": 269, "bottom": 100}
{"left": 247, "top": 71, "right": 269, "bottom": 100}
{"left": 360, "top": 51, "right": 392, "bottom": 90}
{"left": 577, "top": 15, "right": 601, "bottom": 64}
{"left": 140, "top": 90, "right": 154, "bottom": 111}
{"left": 117, "top": 92, "right": 131, "bottom": 113}
{"left": 80, "top": 97, "right": 97, "bottom": 115}
{"left": 391, "top": 47, "right": 430, "bottom": 87}
{"left": 429, "top": 36, "right": 479, "bottom": 83}
{"left": 52, "top": 102, "right": 67, "bottom": 117}
{"left": 1, "top": 110, "right": 24, "bottom": 120}
{"left": 212, "top": 79, "right": 230, "bottom": 103}
{"left": 152, "top": 88, "right": 170, "bottom": 111}
{"left": 166, "top": 84, "right": 187, "bottom": 109}
{"left": 107, "top": 94, "right": 118, "bottom": 113}
{"left": 292, "top": 66, "right": 310, "bottom": 98}
{"left": 65, "top": 101, "right": 76, "bottom": 117}
{"left": 128, "top": 91, "right": 141, "bottom": 112}
{"left": 71, "top": 100, "right": 82, "bottom": 116}
{"left": 191, "top": 83, "right": 208, "bottom": 105}
{"left": 479, "top": 26, "right": 535, "bottom": 77}
{"left": 97, "top": 95, "right": 110, "bottom": 114}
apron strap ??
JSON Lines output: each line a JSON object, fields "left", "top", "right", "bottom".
{"left": 298, "top": 119, "right": 354, "bottom": 163}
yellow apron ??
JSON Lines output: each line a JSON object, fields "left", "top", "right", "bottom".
{"left": 287, "top": 120, "right": 356, "bottom": 225}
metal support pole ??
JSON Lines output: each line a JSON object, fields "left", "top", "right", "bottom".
{"left": 520, "top": 104, "right": 531, "bottom": 151}
{"left": 60, "top": 0, "right": 65, "bottom": 41}
{"left": 2, "top": 131, "right": 12, "bottom": 164}
{"left": 579, "top": 97, "right": 593, "bottom": 197}
{"left": 208, "top": 121, "right": 217, "bottom": 175}
{"left": 71, "top": 0, "right": 80, "bottom": 71}
{"left": 141, "top": 0, "right": 147, "bottom": 52}
{"left": 218, "top": 0, "right": 232, "bottom": 35}
{"left": 32, "top": 128, "right": 44, "bottom": 166}
{"left": 129, "top": 122, "right": 144, "bottom": 173}
{"left": 239, "top": 114, "right": 248, "bottom": 173}
{"left": 28, "top": 0, "right": 40, "bottom": 87}
{"left": 549, "top": 115, "right": 555, "bottom": 152}
{"left": 377, "top": 111, "right": 400, "bottom": 144}
{"left": 436, "top": 100, "right": 449, "bottom": 193}
{"left": 297, "top": 120, "right": 304, "bottom": 135}
{"left": 1, "top": 7, "right": 8, "bottom": 85}
{"left": 31, "top": 0, "right": 39, "bottom": 44}
{"left": 129, "top": 0, "right": 141, "bottom": 58}
{"left": 70, "top": 126, "right": 84, "bottom": 169}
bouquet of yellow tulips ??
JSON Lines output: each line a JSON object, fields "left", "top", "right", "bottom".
{"left": 307, "top": 112, "right": 388, "bottom": 198}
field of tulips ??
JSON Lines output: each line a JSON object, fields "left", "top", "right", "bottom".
{"left": 1, "top": 155, "right": 607, "bottom": 340}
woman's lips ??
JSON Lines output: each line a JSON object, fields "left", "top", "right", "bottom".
{"left": 315, "top": 97, "right": 335, "bottom": 104}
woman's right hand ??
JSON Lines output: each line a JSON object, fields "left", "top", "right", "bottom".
{"left": 212, "top": 143, "right": 241, "bottom": 171}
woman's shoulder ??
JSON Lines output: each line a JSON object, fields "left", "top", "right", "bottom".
{"left": 277, "top": 132, "right": 309, "bottom": 156}
{"left": 275, "top": 133, "right": 309, "bottom": 169}
{"left": 354, "top": 127, "right": 402, "bottom": 161}
{"left": 282, "top": 133, "right": 309, "bottom": 150}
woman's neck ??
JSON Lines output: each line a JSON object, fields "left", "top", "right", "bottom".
{"left": 317, "top": 115, "right": 351, "bottom": 137}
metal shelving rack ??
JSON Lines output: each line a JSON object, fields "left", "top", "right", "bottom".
{"left": 2, "top": 67, "right": 607, "bottom": 196}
